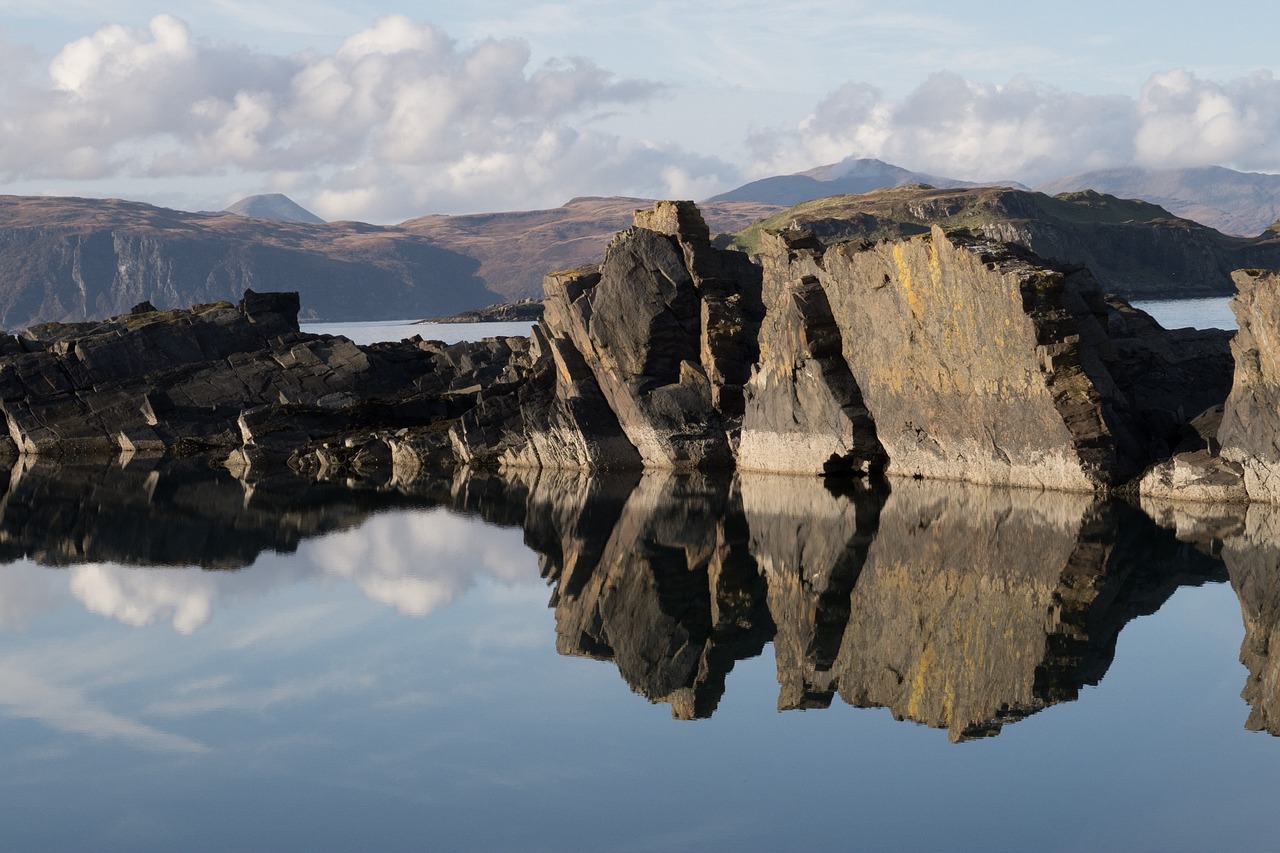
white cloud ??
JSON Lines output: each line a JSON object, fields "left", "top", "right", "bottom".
{"left": 69, "top": 563, "right": 218, "bottom": 634}
{"left": 0, "top": 13, "right": 734, "bottom": 220}
{"left": 751, "top": 69, "right": 1280, "bottom": 185}
{"left": 1134, "top": 69, "right": 1280, "bottom": 170}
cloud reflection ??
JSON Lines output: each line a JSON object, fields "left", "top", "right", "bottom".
{"left": 31, "top": 508, "right": 539, "bottom": 634}
{"left": 0, "top": 660, "right": 208, "bottom": 753}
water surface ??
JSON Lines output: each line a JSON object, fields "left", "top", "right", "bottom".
{"left": 1, "top": 460, "right": 1278, "bottom": 852}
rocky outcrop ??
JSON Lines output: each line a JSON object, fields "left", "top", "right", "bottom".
{"left": 0, "top": 289, "right": 535, "bottom": 476}
{"left": 453, "top": 200, "right": 765, "bottom": 471}
{"left": 740, "top": 225, "right": 1230, "bottom": 489}
{"left": 1219, "top": 270, "right": 1280, "bottom": 501}
{"left": 0, "top": 200, "right": 1247, "bottom": 498}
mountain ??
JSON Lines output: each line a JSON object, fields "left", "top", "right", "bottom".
{"left": 0, "top": 195, "right": 495, "bottom": 328}
{"left": 1036, "top": 166, "right": 1280, "bottom": 237}
{"left": 225, "top": 193, "right": 325, "bottom": 224}
{"left": 400, "top": 196, "right": 782, "bottom": 301}
{"left": 728, "top": 185, "right": 1280, "bottom": 301}
{"left": 705, "top": 157, "right": 1024, "bottom": 207}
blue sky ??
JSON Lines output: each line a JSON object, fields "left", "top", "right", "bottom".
{"left": 1, "top": 1, "right": 1277, "bottom": 221}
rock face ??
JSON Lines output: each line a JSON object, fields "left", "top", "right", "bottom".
{"left": 1220, "top": 270, "right": 1280, "bottom": 501}
{"left": 454, "top": 200, "right": 765, "bottom": 471}
{"left": 740, "top": 225, "right": 1230, "bottom": 489}
{"left": 0, "top": 289, "right": 535, "bottom": 477}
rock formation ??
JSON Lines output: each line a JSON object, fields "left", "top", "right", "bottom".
{"left": 0, "top": 199, "right": 1249, "bottom": 500}
{"left": 1141, "top": 268, "right": 1280, "bottom": 505}
{"left": 738, "top": 225, "right": 1230, "bottom": 489}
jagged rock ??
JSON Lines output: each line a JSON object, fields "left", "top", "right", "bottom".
{"left": 738, "top": 230, "right": 886, "bottom": 475}
{"left": 458, "top": 200, "right": 765, "bottom": 471}
{"left": 0, "top": 289, "right": 532, "bottom": 474}
{"left": 0, "top": 201, "right": 1250, "bottom": 498}
{"left": 1220, "top": 270, "right": 1280, "bottom": 502}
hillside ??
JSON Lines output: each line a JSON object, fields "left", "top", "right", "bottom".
{"left": 728, "top": 185, "right": 1280, "bottom": 300}
{"left": 400, "top": 196, "right": 782, "bottom": 300}
{"left": 1037, "top": 166, "right": 1280, "bottom": 237}
{"left": 0, "top": 196, "right": 495, "bottom": 327}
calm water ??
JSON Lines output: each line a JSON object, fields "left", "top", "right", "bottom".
{"left": 0, "top": 458, "right": 1278, "bottom": 852}
{"left": 1, "top": 298, "right": 1270, "bottom": 852}
{"left": 1133, "top": 296, "right": 1237, "bottom": 331}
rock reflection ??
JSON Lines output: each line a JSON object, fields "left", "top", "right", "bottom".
{"left": 0, "top": 457, "right": 1263, "bottom": 738}
{"left": 0, "top": 455, "right": 440, "bottom": 568}
{"left": 521, "top": 469, "right": 772, "bottom": 719}
{"left": 1215, "top": 506, "right": 1280, "bottom": 734}
{"left": 525, "top": 471, "right": 1226, "bottom": 739}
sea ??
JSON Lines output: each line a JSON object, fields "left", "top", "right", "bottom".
{"left": 3, "top": 296, "right": 1277, "bottom": 853}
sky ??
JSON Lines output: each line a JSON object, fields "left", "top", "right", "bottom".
{"left": 1, "top": 1, "right": 1278, "bottom": 223}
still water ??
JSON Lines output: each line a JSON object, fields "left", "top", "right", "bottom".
{"left": 1, "top": 298, "right": 1272, "bottom": 852}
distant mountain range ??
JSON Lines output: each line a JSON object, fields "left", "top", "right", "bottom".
{"left": 708, "top": 158, "right": 1280, "bottom": 238}
{"left": 0, "top": 195, "right": 495, "bottom": 328}
{"left": 706, "top": 157, "right": 1025, "bottom": 207}
{"left": 3, "top": 156, "right": 1280, "bottom": 328}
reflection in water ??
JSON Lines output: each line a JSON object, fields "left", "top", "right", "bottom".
{"left": 0, "top": 455, "right": 1267, "bottom": 740}
{"left": 517, "top": 470, "right": 1227, "bottom": 740}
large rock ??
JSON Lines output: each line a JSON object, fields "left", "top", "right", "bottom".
{"left": 456, "top": 201, "right": 765, "bottom": 470}
{"left": 744, "top": 225, "right": 1219, "bottom": 489}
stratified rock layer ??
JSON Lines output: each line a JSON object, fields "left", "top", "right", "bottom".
{"left": 741, "top": 225, "right": 1227, "bottom": 489}
{"left": 1220, "top": 269, "right": 1280, "bottom": 502}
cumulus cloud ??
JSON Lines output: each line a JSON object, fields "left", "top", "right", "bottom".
{"left": 0, "top": 14, "right": 736, "bottom": 220}
{"left": 751, "top": 69, "right": 1280, "bottom": 184}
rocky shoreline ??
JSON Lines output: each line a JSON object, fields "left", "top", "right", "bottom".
{"left": 0, "top": 200, "right": 1271, "bottom": 502}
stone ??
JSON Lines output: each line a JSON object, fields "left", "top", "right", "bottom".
{"left": 1220, "top": 270, "right": 1280, "bottom": 502}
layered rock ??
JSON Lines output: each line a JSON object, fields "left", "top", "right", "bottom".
{"left": 454, "top": 200, "right": 765, "bottom": 471}
{"left": 1219, "top": 270, "right": 1280, "bottom": 501}
{"left": 741, "top": 225, "right": 1225, "bottom": 489}
{"left": 0, "top": 290, "right": 534, "bottom": 476}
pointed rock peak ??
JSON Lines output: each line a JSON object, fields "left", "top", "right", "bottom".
{"left": 632, "top": 200, "right": 709, "bottom": 243}
{"left": 225, "top": 193, "right": 324, "bottom": 224}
